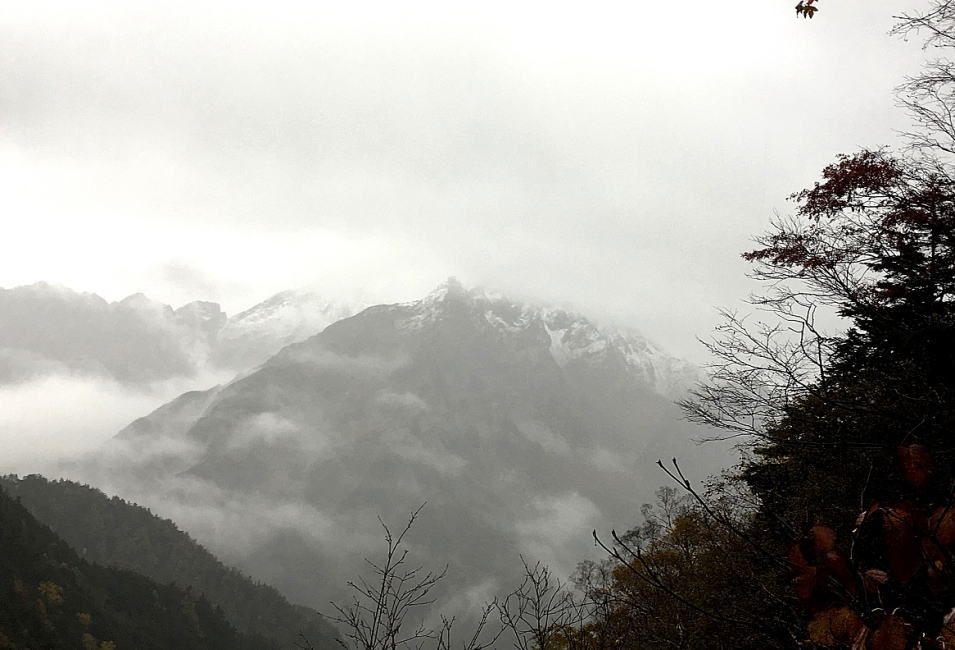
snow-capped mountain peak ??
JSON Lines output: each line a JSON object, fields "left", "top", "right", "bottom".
{"left": 212, "top": 290, "right": 363, "bottom": 370}
{"left": 398, "top": 280, "right": 698, "bottom": 399}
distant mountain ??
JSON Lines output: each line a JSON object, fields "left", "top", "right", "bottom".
{"left": 214, "top": 290, "right": 362, "bottom": 371}
{"left": 0, "top": 282, "right": 358, "bottom": 384}
{"left": 86, "top": 279, "right": 727, "bottom": 619}
{"left": 0, "top": 283, "right": 224, "bottom": 384}
{"left": 0, "top": 281, "right": 694, "bottom": 399}
{"left": 0, "top": 480, "right": 270, "bottom": 650}
{"left": 0, "top": 474, "right": 339, "bottom": 649}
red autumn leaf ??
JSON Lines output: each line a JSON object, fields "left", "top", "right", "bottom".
{"left": 862, "top": 569, "right": 889, "bottom": 594}
{"left": 788, "top": 541, "right": 809, "bottom": 568}
{"left": 930, "top": 505, "right": 955, "bottom": 548}
{"left": 811, "top": 525, "right": 838, "bottom": 554}
{"left": 857, "top": 503, "right": 881, "bottom": 530}
{"left": 881, "top": 504, "right": 925, "bottom": 582}
{"left": 808, "top": 607, "right": 866, "bottom": 646}
{"left": 793, "top": 525, "right": 838, "bottom": 565}
{"left": 926, "top": 565, "right": 948, "bottom": 596}
{"left": 898, "top": 444, "right": 934, "bottom": 489}
{"left": 866, "top": 615, "right": 910, "bottom": 650}
{"left": 856, "top": 501, "right": 882, "bottom": 528}
{"left": 823, "top": 550, "right": 858, "bottom": 595}
{"left": 794, "top": 565, "right": 830, "bottom": 609}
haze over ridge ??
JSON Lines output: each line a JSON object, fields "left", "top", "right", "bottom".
{"left": 50, "top": 278, "right": 731, "bottom": 620}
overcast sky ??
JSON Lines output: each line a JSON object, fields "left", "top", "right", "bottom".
{"left": 0, "top": 0, "right": 933, "bottom": 360}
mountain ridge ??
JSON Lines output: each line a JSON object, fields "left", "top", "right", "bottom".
{"left": 72, "top": 279, "right": 727, "bottom": 621}
{"left": 0, "top": 279, "right": 698, "bottom": 399}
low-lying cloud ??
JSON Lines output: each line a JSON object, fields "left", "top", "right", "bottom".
{"left": 225, "top": 412, "right": 305, "bottom": 451}
{"left": 282, "top": 346, "right": 409, "bottom": 377}
{"left": 376, "top": 389, "right": 429, "bottom": 411}
{"left": 516, "top": 492, "right": 602, "bottom": 576}
{"left": 0, "top": 369, "right": 231, "bottom": 476}
{"left": 380, "top": 427, "right": 467, "bottom": 476}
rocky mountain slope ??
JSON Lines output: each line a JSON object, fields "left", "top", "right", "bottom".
{"left": 80, "top": 279, "right": 727, "bottom": 620}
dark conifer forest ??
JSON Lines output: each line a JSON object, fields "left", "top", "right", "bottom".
{"left": 0, "top": 475, "right": 338, "bottom": 649}
{"left": 0, "top": 483, "right": 270, "bottom": 649}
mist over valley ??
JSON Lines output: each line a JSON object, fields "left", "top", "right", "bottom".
{"left": 1, "top": 278, "right": 729, "bottom": 635}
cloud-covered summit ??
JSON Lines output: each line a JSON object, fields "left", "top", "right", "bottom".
{"left": 395, "top": 277, "right": 699, "bottom": 398}
{"left": 77, "top": 278, "right": 727, "bottom": 617}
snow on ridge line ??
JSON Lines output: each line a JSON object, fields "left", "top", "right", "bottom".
{"left": 392, "top": 280, "right": 698, "bottom": 399}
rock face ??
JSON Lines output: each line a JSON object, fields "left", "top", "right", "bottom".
{"left": 94, "top": 279, "right": 726, "bottom": 617}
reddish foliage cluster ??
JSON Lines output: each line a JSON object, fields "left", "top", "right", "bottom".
{"left": 743, "top": 151, "right": 955, "bottom": 309}
{"left": 742, "top": 227, "right": 837, "bottom": 269}
{"left": 790, "top": 444, "right": 955, "bottom": 648}
{"left": 796, "top": 0, "right": 820, "bottom": 19}
{"left": 793, "top": 152, "right": 905, "bottom": 220}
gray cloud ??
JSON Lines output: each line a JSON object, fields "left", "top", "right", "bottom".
{"left": 160, "top": 262, "right": 223, "bottom": 302}
{"left": 282, "top": 346, "right": 409, "bottom": 376}
{"left": 0, "top": 1, "right": 932, "bottom": 361}
{"left": 515, "top": 419, "right": 571, "bottom": 456}
{"left": 375, "top": 389, "right": 430, "bottom": 411}
{"left": 380, "top": 427, "right": 468, "bottom": 476}
{"left": 0, "top": 370, "right": 227, "bottom": 475}
{"left": 516, "top": 492, "right": 602, "bottom": 576}
{"left": 224, "top": 413, "right": 309, "bottom": 452}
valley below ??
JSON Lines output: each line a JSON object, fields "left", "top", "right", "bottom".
{"left": 0, "top": 279, "right": 731, "bottom": 643}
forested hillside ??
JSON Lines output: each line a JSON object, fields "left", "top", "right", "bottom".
{"left": 0, "top": 483, "right": 270, "bottom": 649}
{"left": 0, "top": 474, "right": 338, "bottom": 649}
